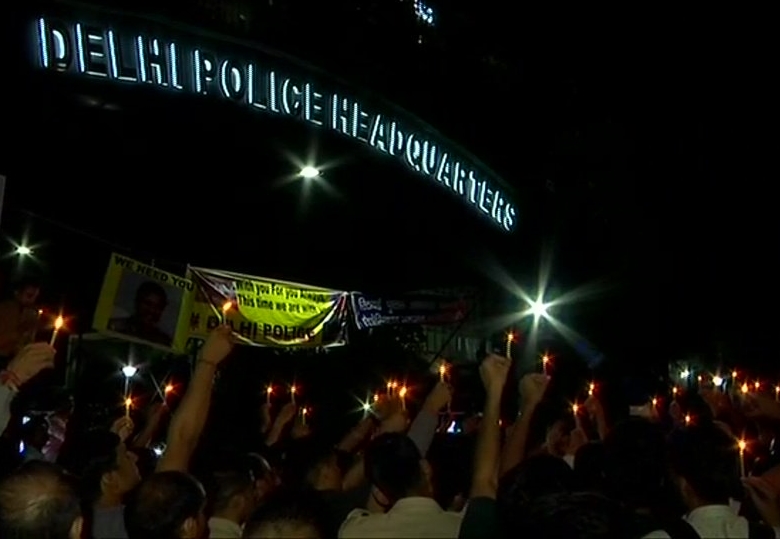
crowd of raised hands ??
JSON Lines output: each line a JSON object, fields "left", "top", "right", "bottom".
{"left": 4, "top": 327, "right": 780, "bottom": 538}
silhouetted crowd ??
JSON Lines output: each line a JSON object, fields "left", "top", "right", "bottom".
{"left": 3, "top": 278, "right": 780, "bottom": 538}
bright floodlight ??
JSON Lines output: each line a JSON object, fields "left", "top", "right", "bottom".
{"left": 299, "top": 166, "right": 320, "bottom": 179}
{"left": 680, "top": 369, "right": 690, "bottom": 379}
{"left": 712, "top": 375, "right": 724, "bottom": 387}
{"left": 529, "top": 300, "right": 548, "bottom": 319}
{"left": 122, "top": 365, "right": 138, "bottom": 378}
{"left": 14, "top": 246, "right": 32, "bottom": 256}
{"left": 362, "top": 402, "right": 372, "bottom": 412}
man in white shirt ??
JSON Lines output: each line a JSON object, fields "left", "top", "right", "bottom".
{"left": 644, "top": 423, "right": 777, "bottom": 539}
{"left": 339, "top": 433, "right": 462, "bottom": 538}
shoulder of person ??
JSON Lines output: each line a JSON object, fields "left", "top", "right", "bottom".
{"left": 642, "top": 531, "right": 672, "bottom": 539}
{"left": 338, "top": 508, "right": 376, "bottom": 538}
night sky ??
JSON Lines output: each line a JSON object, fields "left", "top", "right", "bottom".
{"left": 1, "top": 2, "right": 777, "bottom": 373}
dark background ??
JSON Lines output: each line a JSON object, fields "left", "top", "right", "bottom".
{"left": 1, "top": 0, "right": 777, "bottom": 384}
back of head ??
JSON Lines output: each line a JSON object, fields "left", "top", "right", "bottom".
{"left": 668, "top": 422, "right": 739, "bottom": 505}
{"left": 243, "top": 489, "right": 323, "bottom": 539}
{"left": 602, "top": 419, "right": 668, "bottom": 508}
{"left": 125, "top": 471, "right": 206, "bottom": 539}
{"left": 0, "top": 460, "right": 82, "bottom": 539}
{"left": 499, "top": 454, "right": 575, "bottom": 507}
{"left": 520, "top": 491, "right": 631, "bottom": 539}
{"left": 204, "top": 455, "right": 255, "bottom": 516}
{"left": 364, "top": 433, "right": 424, "bottom": 505}
{"left": 63, "top": 429, "right": 121, "bottom": 505}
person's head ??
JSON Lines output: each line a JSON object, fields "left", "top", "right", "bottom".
{"left": 364, "top": 433, "right": 433, "bottom": 510}
{"left": 517, "top": 491, "right": 631, "bottom": 539}
{"left": 573, "top": 441, "right": 605, "bottom": 491}
{"left": 21, "top": 416, "right": 49, "bottom": 450}
{"left": 77, "top": 430, "right": 141, "bottom": 505}
{"left": 242, "top": 490, "right": 323, "bottom": 539}
{"left": 286, "top": 442, "right": 342, "bottom": 492}
{"left": 12, "top": 277, "right": 41, "bottom": 307}
{"left": 0, "top": 460, "right": 83, "bottom": 539}
{"left": 668, "top": 422, "right": 740, "bottom": 509}
{"left": 245, "top": 453, "right": 279, "bottom": 505}
{"left": 602, "top": 419, "right": 669, "bottom": 511}
{"left": 498, "top": 454, "right": 575, "bottom": 527}
{"left": 134, "top": 281, "right": 167, "bottom": 327}
{"left": 125, "top": 471, "right": 207, "bottom": 539}
{"left": 205, "top": 459, "right": 257, "bottom": 525}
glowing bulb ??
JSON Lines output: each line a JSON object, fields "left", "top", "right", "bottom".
{"left": 53, "top": 316, "right": 64, "bottom": 330}
{"left": 680, "top": 369, "right": 690, "bottom": 379}
{"left": 300, "top": 166, "right": 320, "bottom": 179}
{"left": 121, "top": 365, "right": 138, "bottom": 378}
{"left": 362, "top": 402, "right": 372, "bottom": 412}
{"left": 713, "top": 376, "right": 723, "bottom": 387}
{"left": 14, "top": 245, "right": 32, "bottom": 256}
{"left": 529, "top": 300, "right": 548, "bottom": 319}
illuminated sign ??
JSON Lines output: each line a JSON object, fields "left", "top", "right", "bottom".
{"left": 33, "top": 17, "right": 517, "bottom": 231}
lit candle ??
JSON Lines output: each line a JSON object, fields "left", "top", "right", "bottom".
{"left": 684, "top": 413, "right": 691, "bottom": 425}
{"left": 588, "top": 382, "right": 595, "bottom": 397}
{"left": 738, "top": 439, "right": 747, "bottom": 477}
{"left": 391, "top": 381, "right": 398, "bottom": 397}
{"left": 755, "top": 381, "right": 761, "bottom": 390}
{"left": 572, "top": 402, "right": 581, "bottom": 429}
{"left": 373, "top": 393, "right": 379, "bottom": 402}
{"left": 165, "top": 383, "right": 173, "bottom": 395}
{"left": 301, "top": 407, "right": 308, "bottom": 426}
{"left": 542, "top": 354, "right": 550, "bottom": 376}
{"left": 124, "top": 397, "right": 132, "bottom": 419}
{"left": 505, "top": 332, "right": 514, "bottom": 360}
{"left": 386, "top": 382, "right": 393, "bottom": 397}
{"left": 49, "top": 315, "right": 64, "bottom": 346}
{"left": 266, "top": 385, "right": 273, "bottom": 405}
{"left": 652, "top": 397, "right": 658, "bottom": 407}
{"left": 290, "top": 384, "right": 297, "bottom": 405}
{"left": 672, "top": 386, "right": 678, "bottom": 400}
{"left": 775, "top": 386, "right": 779, "bottom": 402}
{"left": 221, "top": 301, "right": 232, "bottom": 325}
{"left": 741, "top": 383, "right": 749, "bottom": 395}
{"left": 439, "top": 364, "right": 447, "bottom": 384}
{"left": 399, "top": 386, "right": 408, "bottom": 410}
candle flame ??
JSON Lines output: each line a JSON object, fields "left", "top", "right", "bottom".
{"left": 387, "top": 382, "right": 393, "bottom": 389}
{"left": 266, "top": 386, "right": 273, "bottom": 395}
{"left": 373, "top": 393, "right": 379, "bottom": 402}
{"left": 738, "top": 439, "right": 747, "bottom": 452}
{"left": 775, "top": 386, "right": 779, "bottom": 394}
{"left": 755, "top": 381, "right": 760, "bottom": 390}
{"left": 652, "top": 397, "right": 658, "bottom": 406}
{"left": 54, "top": 316, "right": 64, "bottom": 330}
{"left": 164, "top": 384, "right": 173, "bottom": 394}
{"left": 741, "top": 383, "right": 749, "bottom": 394}
{"left": 732, "top": 370, "right": 738, "bottom": 378}
{"left": 399, "top": 386, "right": 407, "bottom": 398}
{"left": 124, "top": 397, "right": 132, "bottom": 407}
{"left": 507, "top": 332, "right": 514, "bottom": 342}
{"left": 37, "top": 309, "right": 43, "bottom": 315}
{"left": 572, "top": 403, "right": 579, "bottom": 414}
{"left": 302, "top": 407, "right": 308, "bottom": 415}
{"left": 439, "top": 365, "right": 446, "bottom": 375}
{"left": 672, "top": 387, "right": 678, "bottom": 395}
{"left": 391, "top": 381, "right": 398, "bottom": 389}
{"left": 290, "top": 385, "right": 297, "bottom": 394}
{"left": 684, "top": 414, "right": 691, "bottom": 425}
{"left": 222, "top": 301, "right": 232, "bottom": 313}
{"left": 542, "top": 354, "right": 550, "bottom": 364}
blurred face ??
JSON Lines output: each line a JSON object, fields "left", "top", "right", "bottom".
{"left": 15, "top": 286, "right": 40, "bottom": 307}
{"left": 136, "top": 293, "right": 165, "bottom": 326}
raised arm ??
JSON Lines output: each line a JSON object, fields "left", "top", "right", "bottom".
{"left": 499, "top": 373, "right": 549, "bottom": 477}
{"left": 157, "top": 326, "right": 234, "bottom": 472}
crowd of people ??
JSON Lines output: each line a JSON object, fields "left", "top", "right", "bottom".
{"left": 3, "top": 277, "right": 780, "bottom": 538}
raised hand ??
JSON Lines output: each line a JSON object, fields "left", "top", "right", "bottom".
{"left": 518, "top": 373, "right": 550, "bottom": 409}
{"left": 7, "top": 343, "right": 56, "bottom": 385}
{"left": 110, "top": 416, "right": 135, "bottom": 443}
{"left": 200, "top": 325, "right": 234, "bottom": 365}
{"left": 480, "top": 354, "right": 511, "bottom": 397}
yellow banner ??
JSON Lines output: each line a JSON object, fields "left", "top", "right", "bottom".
{"left": 185, "top": 267, "right": 349, "bottom": 347}
{"left": 93, "top": 253, "right": 194, "bottom": 350}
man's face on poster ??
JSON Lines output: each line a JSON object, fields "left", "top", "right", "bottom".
{"left": 136, "top": 292, "right": 166, "bottom": 327}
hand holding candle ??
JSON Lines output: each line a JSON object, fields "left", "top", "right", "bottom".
{"left": 49, "top": 315, "right": 64, "bottom": 347}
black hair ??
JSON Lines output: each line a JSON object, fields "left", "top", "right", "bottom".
{"left": 364, "top": 433, "right": 424, "bottom": 506}
{"left": 518, "top": 491, "right": 632, "bottom": 539}
{"left": 65, "top": 430, "right": 122, "bottom": 506}
{"left": 124, "top": 471, "right": 205, "bottom": 539}
{"left": 243, "top": 489, "right": 324, "bottom": 539}
{"left": 602, "top": 419, "right": 669, "bottom": 509}
{"left": 20, "top": 416, "right": 48, "bottom": 445}
{"left": 0, "top": 460, "right": 81, "bottom": 539}
{"left": 11, "top": 275, "right": 41, "bottom": 292}
{"left": 204, "top": 456, "right": 255, "bottom": 515}
{"left": 135, "top": 281, "right": 167, "bottom": 305}
{"left": 668, "top": 422, "right": 740, "bottom": 505}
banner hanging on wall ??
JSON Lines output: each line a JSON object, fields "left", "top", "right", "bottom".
{"left": 92, "top": 253, "right": 193, "bottom": 350}
{"left": 186, "top": 267, "right": 349, "bottom": 348}
{"left": 350, "top": 292, "right": 469, "bottom": 330}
